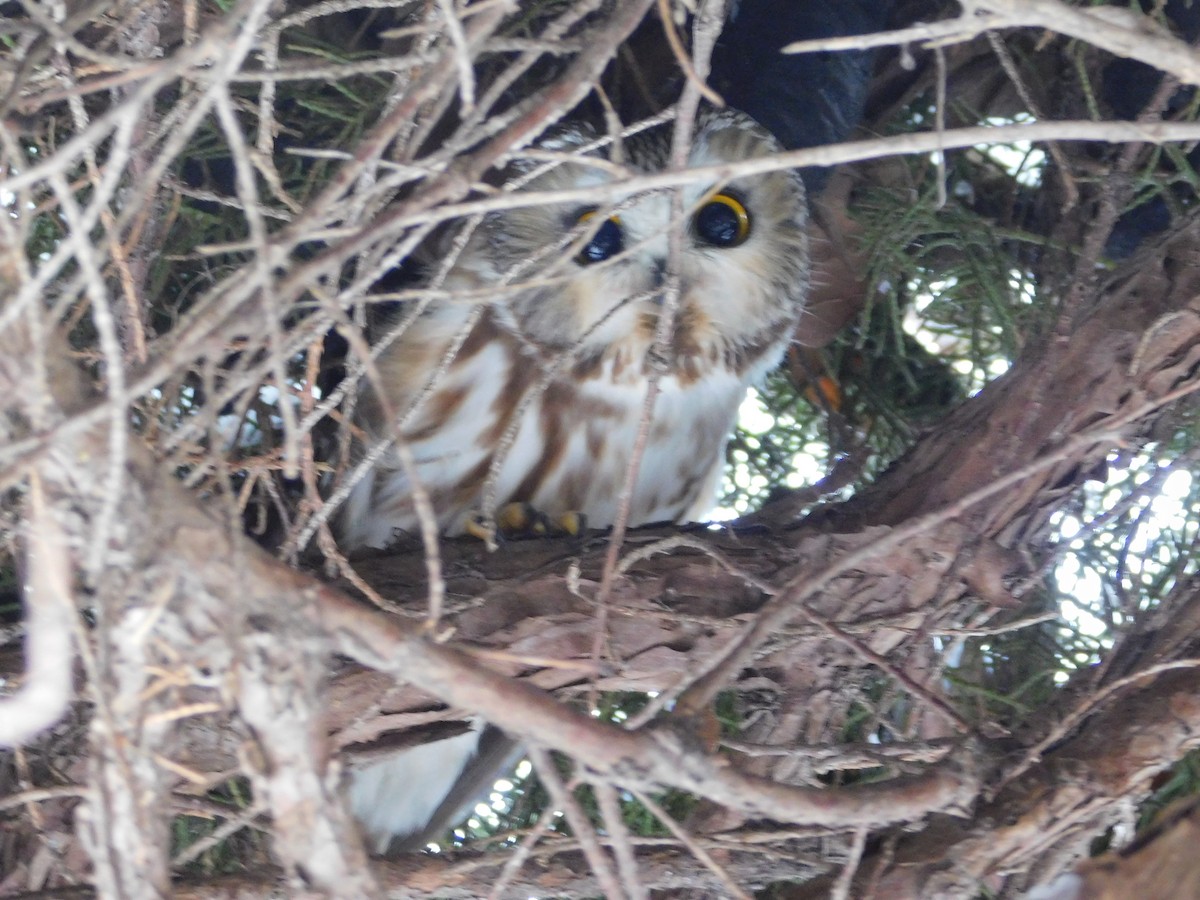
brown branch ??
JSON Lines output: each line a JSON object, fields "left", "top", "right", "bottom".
{"left": 5, "top": 3, "right": 1200, "bottom": 896}
{"left": 786, "top": 0, "right": 1200, "bottom": 90}
{"left": 315, "top": 581, "right": 982, "bottom": 828}
{"left": 0, "top": 296, "right": 378, "bottom": 894}
{"left": 861, "top": 657, "right": 1200, "bottom": 896}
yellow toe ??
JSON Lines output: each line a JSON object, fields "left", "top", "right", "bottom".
{"left": 497, "top": 501, "right": 534, "bottom": 533}
{"left": 555, "top": 511, "right": 584, "bottom": 536}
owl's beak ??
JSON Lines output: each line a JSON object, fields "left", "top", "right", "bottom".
{"left": 648, "top": 256, "right": 667, "bottom": 285}
{"left": 647, "top": 257, "right": 668, "bottom": 301}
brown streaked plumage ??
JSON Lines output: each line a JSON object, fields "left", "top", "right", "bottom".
{"left": 340, "top": 109, "right": 809, "bottom": 550}
{"left": 338, "top": 108, "right": 809, "bottom": 852}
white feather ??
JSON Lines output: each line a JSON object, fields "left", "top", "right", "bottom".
{"left": 338, "top": 109, "right": 808, "bottom": 852}
{"left": 346, "top": 721, "right": 484, "bottom": 854}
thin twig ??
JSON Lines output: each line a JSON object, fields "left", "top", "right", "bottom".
{"left": 528, "top": 748, "right": 624, "bottom": 899}
{"left": 830, "top": 827, "right": 869, "bottom": 900}
{"left": 595, "top": 782, "right": 647, "bottom": 900}
{"left": 631, "top": 788, "right": 753, "bottom": 900}
{"left": 674, "top": 378, "right": 1200, "bottom": 716}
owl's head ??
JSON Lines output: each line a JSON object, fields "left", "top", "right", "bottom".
{"left": 475, "top": 109, "right": 809, "bottom": 382}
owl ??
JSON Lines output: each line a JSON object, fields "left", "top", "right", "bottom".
{"left": 339, "top": 108, "right": 809, "bottom": 852}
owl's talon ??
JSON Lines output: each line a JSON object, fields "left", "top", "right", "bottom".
{"left": 465, "top": 503, "right": 585, "bottom": 541}
{"left": 555, "top": 511, "right": 584, "bottom": 536}
{"left": 462, "top": 503, "right": 534, "bottom": 544}
{"left": 464, "top": 514, "right": 496, "bottom": 543}
{"left": 496, "top": 502, "right": 535, "bottom": 533}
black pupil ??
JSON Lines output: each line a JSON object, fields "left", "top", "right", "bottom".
{"left": 581, "top": 218, "right": 623, "bottom": 263}
{"left": 696, "top": 201, "right": 741, "bottom": 246}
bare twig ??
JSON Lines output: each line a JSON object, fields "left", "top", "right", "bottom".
{"left": 631, "top": 788, "right": 753, "bottom": 900}
{"left": 595, "top": 781, "right": 647, "bottom": 900}
{"left": 528, "top": 749, "right": 624, "bottom": 899}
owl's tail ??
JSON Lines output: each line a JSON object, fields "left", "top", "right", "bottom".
{"left": 346, "top": 720, "right": 522, "bottom": 854}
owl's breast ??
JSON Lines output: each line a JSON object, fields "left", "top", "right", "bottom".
{"left": 342, "top": 302, "right": 792, "bottom": 548}
{"left": 486, "top": 358, "right": 757, "bottom": 530}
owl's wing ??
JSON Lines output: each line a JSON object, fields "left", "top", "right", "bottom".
{"left": 347, "top": 721, "right": 523, "bottom": 854}
{"left": 392, "top": 726, "right": 523, "bottom": 854}
{"left": 338, "top": 35, "right": 824, "bottom": 853}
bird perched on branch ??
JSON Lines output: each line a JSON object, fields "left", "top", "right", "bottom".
{"left": 341, "top": 112, "right": 808, "bottom": 551}
{"left": 337, "top": 108, "right": 809, "bottom": 852}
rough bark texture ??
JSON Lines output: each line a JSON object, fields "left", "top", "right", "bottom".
{"left": 4, "top": 224, "right": 1199, "bottom": 895}
{"left": 3, "top": 1, "right": 1200, "bottom": 898}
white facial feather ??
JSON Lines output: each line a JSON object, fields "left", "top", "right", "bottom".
{"left": 337, "top": 109, "right": 809, "bottom": 853}
{"left": 340, "top": 108, "right": 808, "bottom": 549}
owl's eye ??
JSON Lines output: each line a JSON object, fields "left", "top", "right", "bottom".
{"left": 576, "top": 210, "right": 624, "bottom": 264}
{"left": 694, "top": 193, "right": 751, "bottom": 247}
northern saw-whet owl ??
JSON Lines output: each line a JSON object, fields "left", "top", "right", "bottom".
{"left": 339, "top": 108, "right": 809, "bottom": 852}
